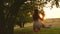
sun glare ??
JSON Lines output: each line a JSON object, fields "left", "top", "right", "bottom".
{"left": 43, "top": 2, "right": 60, "bottom": 19}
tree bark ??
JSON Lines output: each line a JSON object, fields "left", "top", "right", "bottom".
{"left": 0, "top": 0, "right": 27, "bottom": 34}
{"left": 0, "top": 0, "right": 6, "bottom": 34}
{"left": 0, "top": 0, "right": 14, "bottom": 34}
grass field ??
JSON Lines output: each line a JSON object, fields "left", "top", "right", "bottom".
{"left": 14, "top": 18, "right": 60, "bottom": 34}
{"left": 14, "top": 27, "right": 60, "bottom": 34}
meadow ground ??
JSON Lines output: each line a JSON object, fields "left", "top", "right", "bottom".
{"left": 14, "top": 27, "right": 60, "bottom": 34}
{"left": 14, "top": 18, "right": 60, "bottom": 34}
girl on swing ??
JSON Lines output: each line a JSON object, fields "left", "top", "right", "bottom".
{"left": 33, "top": 8, "right": 45, "bottom": 32}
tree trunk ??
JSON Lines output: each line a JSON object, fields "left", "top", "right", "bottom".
{"left": 0, "top": 0, "right": 27, "bottom": 34}
{"left": 0, "top": 0, "right": 14, "bottom": 34}
{"left": 0, "top": 0, "right": 6, "bottom": 33}
{"left": 0, "top": 6, "right": 14, "bottom": 34}
{"left": 6, "top": 15, "right": 15, "bottom": 34}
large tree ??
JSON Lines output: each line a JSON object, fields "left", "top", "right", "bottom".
{"left": 0, "top": 0, "right": 27, "bottom": 34}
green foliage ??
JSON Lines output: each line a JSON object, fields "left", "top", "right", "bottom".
{"left": 16, "top": 0, "right": 35, "bottom": 23}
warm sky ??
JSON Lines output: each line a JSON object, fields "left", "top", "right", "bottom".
{"left": 43, "top": 2, "right": 60, "bottom": 19}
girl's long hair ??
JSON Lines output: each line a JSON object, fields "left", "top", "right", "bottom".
{"left": 33, "top": 9, "right": 42, "bottom": 21}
